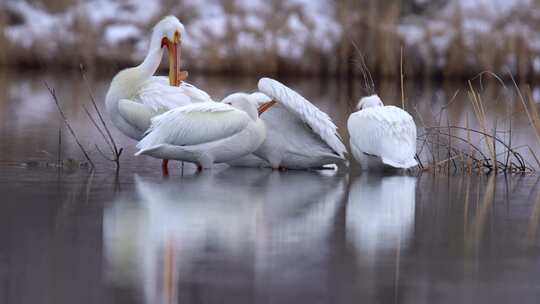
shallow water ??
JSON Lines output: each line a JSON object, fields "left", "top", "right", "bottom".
{"left": 1, "top": 70, "right": 540, "bottom": 303}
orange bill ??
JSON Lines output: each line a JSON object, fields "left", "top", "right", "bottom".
{"left": 162, "top": 31, "right": 188, "bottom": 87}
{"left": 257, "top": 100, "right": 277, "bottom": 115}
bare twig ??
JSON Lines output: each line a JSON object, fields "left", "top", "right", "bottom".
{"left": 80, "top": 65, "right": 123, "bottom": 169}
{"left": 45, "top": 82, "right": 94, "bottom": 168}
{"left": 95, "top": 144, "right": 115, "bottom": 162}
{"left": 83, "top": 105, "right": 114, "bottom": 154}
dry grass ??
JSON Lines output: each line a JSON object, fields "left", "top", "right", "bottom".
{"left": 468, "top": 81, "right": 496, "bottom": 168}
{"left": 415, "top": 71, "right": 540, "bottom": 174}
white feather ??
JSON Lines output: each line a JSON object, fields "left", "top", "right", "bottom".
{"left": 136, "top": 77, "right": 213, "bottom": 111}
{"left": 249, "top": 92, "right": 272, "bottom": 106}
{"left": 136, "top": 102, "right": 251, "bottom": 152}
{"left": 257, "top": 78, "right": 346, "bottom": 157}
{"left": 117, "top": 99, "right": 155, "bottom": 133}
{"left": 116, "top": 79, "right": 214, "bottom": 138}
{"left": 348, "top": 105, "right": 417, "bottom": 169}
{"left": 177, "top": 81, "right": 214, "bottom": 103}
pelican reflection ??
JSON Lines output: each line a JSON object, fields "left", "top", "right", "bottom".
{"left": 103, "top": 169, "right": 347, "bottom": 303}
{"left": 347, "top": 174, "right": 417, "bottom": 259}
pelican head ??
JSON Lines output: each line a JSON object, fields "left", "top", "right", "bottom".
{"left": 222, "top": 93, "right": 259, "bottom": 121}
{"left": 357, "top": 95, "right": 383, "bottom": 110}
{"left": 152, "top": 16, "right": 186, "bottom": 86}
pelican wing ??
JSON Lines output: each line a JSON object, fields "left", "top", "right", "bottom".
{"left": 348, "top": 106, "right": 417, "bottom": 168}
{"left": 118, "top": 99, "right": 157, "bottom": 133}
{"left": 135, "top": 77, "right": 213, "bottom": 112}
{"left": 177, "top": 81, "right": 214, "bottom": 103}
{"left": 153, "top": 76, "right": 214, "bottom": 103}
{"left": 257, "top": 78, "right": 346, "bottom": 157}
{"left": 136, "top": 102, "right": 251, "bottom": 152}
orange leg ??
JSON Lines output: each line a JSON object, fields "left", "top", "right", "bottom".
{"left": 162, "top": 159, "right": 169, "bottom": 176}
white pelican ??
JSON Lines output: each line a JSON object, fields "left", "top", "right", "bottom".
{"left": 105, "top": 16, "right": 212, "bottom": 169}
{"left": 347, "top": 95, "right": 417, "bottom": 170}
{"left": 105, "top": 16, "right": 212, "bottom": 140}
{"left": 249, "top": 78, "right": 347, "bottom": 170}
{"left": 135, "top": 94, "right": 266, "bottom": 171}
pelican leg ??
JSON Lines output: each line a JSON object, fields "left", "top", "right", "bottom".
{"left": 162, "top": 159, "right": 169, "bottom": 176}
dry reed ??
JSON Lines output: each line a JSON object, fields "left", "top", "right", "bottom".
{"left": 415, "top": 69, "right": 540, "bottom": 174}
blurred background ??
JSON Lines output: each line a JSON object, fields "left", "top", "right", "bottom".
{"left": 1, "top": 0, "right": 539, "bottom": 80}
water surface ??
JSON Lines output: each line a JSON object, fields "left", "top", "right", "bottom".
{"left": 1, "top": 70, "right": 540, "bottom": 303}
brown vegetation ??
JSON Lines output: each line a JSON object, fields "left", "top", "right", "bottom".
{"left": 415, "top": 73, "right": 540, "bottom": 174}
{"left": 2, "top": 0, "right": 540, "bottom": 80}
